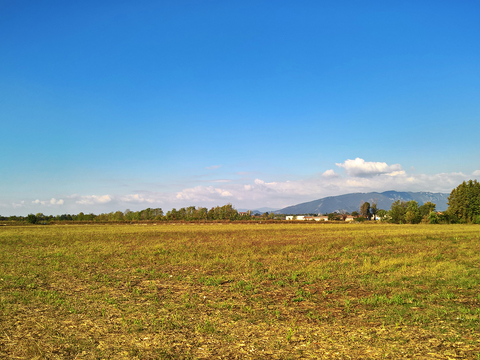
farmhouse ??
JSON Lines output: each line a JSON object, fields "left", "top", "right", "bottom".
{"left": 285, "top": 215, "right": 328, "bottom": 221}
{"left": 285, "top": 215, "right": 356, "bottom": 222}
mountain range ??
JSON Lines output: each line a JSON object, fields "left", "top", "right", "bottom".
{"left": 272, "top": 191, "right": 450, "bottom": 215}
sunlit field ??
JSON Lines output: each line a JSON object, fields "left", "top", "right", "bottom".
{"left": 1, "top": 223, "right": 479, "bottom": 359}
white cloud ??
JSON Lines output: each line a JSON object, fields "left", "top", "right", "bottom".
{"left": 336, "top": 158, "right": 402, "bottom": 177}
{"left": 218, "top": 189, "right": 232, "bottom": 197}
{"left": 254, "top": 178, "right": 278, "bottom": 186}
{"left": 32, "top": 198, "right": 64, "bottom": 206}
{"left": 76, "top": 195, "right": 112, "bottom": 205}
{"left": 384, "top": 170, "right": 406, "bottom": 177}
{"left": 119, "top": 194, "right": 155, "bottom": 203}
{"left": 473, "top": 170, "right": 480, "bottom": 176}
{"left": 322, "top": 169, "right": 339, "bottom": 177}
{"left": 176, "top": 186, "right": 233, "bottom": 202}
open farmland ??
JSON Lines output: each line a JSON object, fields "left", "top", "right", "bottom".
{"left": 1, "top": 223, "right": 479, "bottom": 359}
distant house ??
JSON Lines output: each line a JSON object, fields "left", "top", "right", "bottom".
{"left": 286, "top": 215, "right": 329, "bottom": 221}
{"left": 285, "top": 214, "right": 357, "bottom": 222}
{"left": 286, "top": 215, "right": 305, "bottom": 220}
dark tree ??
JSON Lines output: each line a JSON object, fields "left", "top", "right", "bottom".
{"left": 360, "top": 202, "right": 371, "bottom": 220}
{"left": 27, "top": 214, "right": 37, "bottom": 224}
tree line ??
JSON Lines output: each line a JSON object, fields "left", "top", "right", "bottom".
{"left": 1, "top": 180, "right": 479, "bottom": 224}
{"left": 1, "top": 204, "right": 263, "bottom": 224}
{"left": 356, "top": 180, "right": 480, "bottom": 224}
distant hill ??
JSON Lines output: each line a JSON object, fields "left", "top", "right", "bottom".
{"left": 237, "top": 207, "right": 278, "bottom": 214}
{"left": 273, "top": 191, "right": 449, "bottom": 215}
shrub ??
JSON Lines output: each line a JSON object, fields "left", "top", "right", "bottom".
{"left": 428, "top": 211, "right": 439, "bottom": 224}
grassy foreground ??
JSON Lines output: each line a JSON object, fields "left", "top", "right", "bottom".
{"left": 1, "top": 223, "right": 479, "bottom": 359}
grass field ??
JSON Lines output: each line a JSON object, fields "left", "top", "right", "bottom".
{"left": 1, "top": 223, "right": 479, "bottom": 359}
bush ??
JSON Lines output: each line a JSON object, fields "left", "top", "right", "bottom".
{"left": 427, "top": 211, "right": 439, "bottom": 224}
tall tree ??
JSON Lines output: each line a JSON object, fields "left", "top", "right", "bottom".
{"left": 447, "top": 180, "right": 480, "bottom": 222}
{"left": 360, "top": 201, "right": 371, "bottom": 220}
{"left": 370, "top": 199, "right": 378, "bottom": 220}
{"left": 388, "top": 200, "right": 408, "bottom": 224}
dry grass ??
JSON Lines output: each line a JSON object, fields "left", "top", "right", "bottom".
{"left": 1, "top": 223, "right": 479, "bottom": 359}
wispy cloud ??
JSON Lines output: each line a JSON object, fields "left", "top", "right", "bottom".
{"left": 175, "top": 186, "right": 233, "bottom": 201}
{"left": 206, "top": 165, "right": 221, "bottom": 170}
{"left": 119, "top": 194, "right": 156, "bottom": 203}
{"left": 211, "top": 179, "right": 232, "bottom": 183}
{"left": 76, "top": 195, "right": 112, "bottom": 205}
{"left": 12, "top": 201, "right": 25, "bottom": 209}
{"left": 32, "top": 198, "right": 64, "bottom": 206}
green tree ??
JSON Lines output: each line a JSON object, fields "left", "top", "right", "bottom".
{"left": 113, "top": 211, "right": 124, "bottom": 221}
{"left": 360, "top": 202, "right": 371, "bottom": 220}
{"left": 388, "top": 200, "right": 408, "bottom": 224}
{"left": 377, "top": 209, "right": 387, "bottom": 220}
{"left": 328, "top": 213, "right": 341, "bottom": 221}
{"left": 428, "top": 211, "right": 439, "bottom": 224}
{"left": 447, "top": 180, "right": 480, "bottom": 222}
{"left": 27, "top": 214, "right": 37, "bottom": 224}
{"left": 207, "top": 207, "right": 215, "bottom": 220}
{"left": 222, "top": 204, "right": 238, "bottom": 220}
{"left": 405, "top": 200, "right": 420, "bottom": 224}
{"left": 166, "top": 208, "right": 177, "bottom": 220}
{"left": 419, "top": 202, "right": 436, "bottom": 219}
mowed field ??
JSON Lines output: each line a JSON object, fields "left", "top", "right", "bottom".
{"left": 1, "top": 223, "right": 479, "bottom": 359}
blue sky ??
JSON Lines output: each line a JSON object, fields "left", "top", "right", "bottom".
{"left": 1, "top": 0, "right": 479, "bottom": 216}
